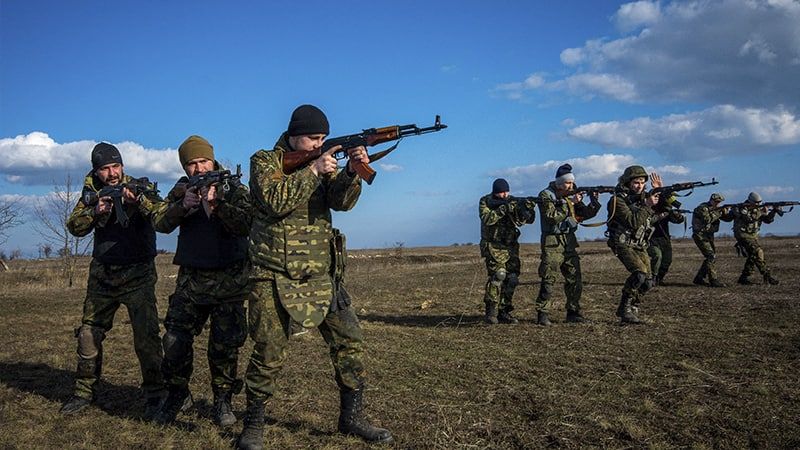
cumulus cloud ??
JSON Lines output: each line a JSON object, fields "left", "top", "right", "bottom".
{"left": 495, "top": 0, "right": 800, "bottom": 107}
{"left": 378, "top": 163, "right": 403, "bottom": 172}
{"left": 567, "top": 104, "right": 800, "bottom": 160}
{"left": 723, "top": 185, "right": 796, "bottom": 200}
{"left": 0, "top": 132, "right": 184, "bottom": 186}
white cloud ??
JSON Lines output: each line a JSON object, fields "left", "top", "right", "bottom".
{"left": 567, "top": 104, "right": 800, "bottom": 160}
{"left": 721, "top": 185, "right": 795, "bottom": 201}
{"left": 613, "top": 1, "right": 662, "bottom": 32}
{"left": 0, "top": 132, "right": 184, "bottom": 186}
{"left": 495, "top": 0, "right": 800, "bottom": 107}
{"left": 378, "top": 163, "right": 403, "bottom": 172}
{"left": 491, "top": 73, "right": 546, "bottom": 100}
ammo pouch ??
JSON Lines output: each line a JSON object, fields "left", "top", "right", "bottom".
{"left": 329, "top": 228, "right": 352, "bottom": 312}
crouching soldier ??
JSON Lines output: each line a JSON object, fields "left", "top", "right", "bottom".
{"left": 150, "top": 135, "right": 251, "bottom": 426}
{"left": 479, "top": 178, "right": 536, "bottom": 324}
{"left": 534, "top": 164, "right": 600, "bottom": 325}
{"left": 61, "top": 143, "right": 165, "bottom": 418}
{"left": 647, "top": 194, "right": 685, "bottom": 286}
{"left": 691, "top": 193, "right": 733, "bottom": 287}
{"left": 606, "top": 167, "right": 666, "bottom": 324}
{"left": 732, "top": 192, "right": 781, "bottom": 285}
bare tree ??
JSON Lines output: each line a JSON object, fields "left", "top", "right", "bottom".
{"left": 33, "top": 175, "right": 92, "bottom": 286}
{"left": 0, "top": 196, "right": 23, "bottom": 247}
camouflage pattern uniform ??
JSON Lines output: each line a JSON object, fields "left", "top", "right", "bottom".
{"left": 244, "top": 132, "right": 366, "bottom": 403}
{"left": 535, "top": 183, "right": 600, "bottom": 319}
{"left": 647, "top": 196, "right": 685, "bottom": 285}
{"left": 66, "top": 173, "right": 165, "bottom": 403}
{"left": 606, "top": 167, "right": 666, "bottom": 323}
{"left": 479, "top": 194, "right": 535, "bottom": 321}
{"left": 150, "top": 163, "right": 251, "bottom": 406}
{"left": 731, "top": 205, "right": 779, "bottom": 284}
{"left": 691, "top": 198, "right": 734, "bottom": 285}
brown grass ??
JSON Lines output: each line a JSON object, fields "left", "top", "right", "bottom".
{"left": 1, "top": 237, "right": 799, "bottom": 448}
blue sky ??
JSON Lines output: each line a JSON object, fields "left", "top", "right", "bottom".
{"left": 1, "top": 0, "right": 799, "bottom": 254}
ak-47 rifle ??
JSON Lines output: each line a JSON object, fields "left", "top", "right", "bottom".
{"left": 486, "top": 195, "right": 564, "bottom": 210}
{"left": 82, "top": 177, "right": 158, "bottom": 228}
{"left": 185, "top": 164, "right": 242, "bottom": 194}
{"left": 650, "top": 178, "right": 718, "bottom": 197}
{"left": 282, "top": 115, "right": 447, "bottom": 185}
{"left": 718, "top": 200, "right": 799, "bottom": 216}
{"left": 565, "top": 185, "right": 618, "bottom": 196}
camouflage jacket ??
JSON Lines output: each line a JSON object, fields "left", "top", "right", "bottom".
{"left": 691, "top": 202, "right": 734, "bottom": 235}
{"left": 538, "top": 182, "right": 601, "bottom": 238}
{"left": 479, "top": 194, "right": 533, "bottom": 246}
{"left": 248, "top": 133, "right": 361, "bottom": 326}
{"left": 650, "top": 196, "right": 685, "bottom": 240}
{"left": 732, "top": 206, "right": 777, "bottom": 240}
{"left": 606, "top": 186, "right": 663, "bottom": 250}
{"left": 67, "top": 172, "right": 161, "bottom": 265}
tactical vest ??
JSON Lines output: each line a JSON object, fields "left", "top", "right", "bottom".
{"left": 606, "top": 192, "right": 653, "bottom": 250}
{"left": 733, "top": 208, "right": 762, "bottom": 239}
{"left": 93, "top": 204, "right": 156, "bottom": 265}
{"left": 173, "top": 209, "right": 247, "bottom": 269}
{"left": 539, "top": 187, "right": 576, "bottom": 236}
{"left": 479, "top": 194, "right": 520, "bottom": 245}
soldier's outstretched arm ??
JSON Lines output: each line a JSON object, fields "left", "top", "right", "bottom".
{"left": 250, "top": 150, "right": 319, "bottom": 216}
{"left": 150, "top": 182, "right": 188, "bottom": 233}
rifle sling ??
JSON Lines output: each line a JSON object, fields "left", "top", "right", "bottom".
{"left": 368, "top": 141, "right": 401, "bottom": 163}
{"left": 579, "top": 195, "right": 615, "bottom": 228}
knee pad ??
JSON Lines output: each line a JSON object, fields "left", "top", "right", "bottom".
{"left": 506, "top": 273, "right": 519, "bottom": 290}
{"left": 629, "top": 271, "right": 648, "bottom": 290}
{"left": 76, "top": 325, "right": 104, "bottom": 359}
{"left": 162, "top": 329, "right": 193, "bottom": 361}
{"left": 491, "top": 269, "right": 507, "bottom": 287}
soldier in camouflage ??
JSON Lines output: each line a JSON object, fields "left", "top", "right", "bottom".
{"left": 534, "top": 164, "right": 600, "bottom": 326}
{"left": 606, "top": 166, "right": 667, "bottom": 325}
{"left": 691, "top": 193, "right": 734, "bottom": 287}
{"left": 60, "top": 143, "right": 166, "bottom": 418}
{"left": 647, "top": 194, "right": 685, "bottom": 286}
{"left": 236, "top": 105, "right": 392, "bottom": 450}
{"left": 732, "top": 192, "right": 782, "bottom": 285}
{"left": 479, "top": 178, "right": 535, "bottom": 325}
{"left": 150, "top": 135, "right": 251, "bottom": 426}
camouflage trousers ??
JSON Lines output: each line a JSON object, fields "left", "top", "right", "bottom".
{"left": 611, "top": 244, "right": 652, "bottom": 307}
{"left": 692, "top": 233, "right": 720, "bottom": 282}
{"left": 480, "top": 241, "right": 521, "bottom": 313}
{"left": 161, "top": 295, "right": 247, "bottom": 393}
{"left": 536, "top": 237, "right": 582, "bottom": 314}
{"left": 244, "top": 279, "right": 365, "bottom": 402}
{"left": 736, "top": 238, "right": 771, "bottom": 278}
{"left": 72, "top": 260, "right": 164, "bottom": 400}
{"left": 647, "top": 236, "right": 673, "bottom": 281}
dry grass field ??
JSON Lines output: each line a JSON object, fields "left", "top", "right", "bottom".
{"left": 1, "top": 237, "right": 799, "bottom": 449}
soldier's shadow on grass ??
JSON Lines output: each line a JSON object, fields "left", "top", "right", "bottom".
{"left": 0, "top": 360, "right": 148, "bottom": 420}
{"left": 361, "top": 313, "right": 485, "bottom": 328}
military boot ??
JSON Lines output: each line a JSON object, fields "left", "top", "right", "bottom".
{"left": 764, "top": 273, "right": 780, "bottom": 285}
{"left": 618, "top": 297, "right": 641, "bottom": 325}
{"left": 693, "top": 275, "right": 707, "bottom": 286}
{"left": 566, "top": 310, "right": 586, "bottom": 323}
{"left": 143, "top": 392, "right": 167, "bottom": 421}
{"left": 236, "top": 398, "right": 266, "bottom": 450}
{"left": 536, "top": 311, "right": 552, "bottom": 326}
{"left": 497, "top": 310, "right": 518, "bottom": 324}
{"left": 60, "top": 395, "right": 92, "bottom": 414}
{"left": 153, "top": 386, "right": 190, "bottom": 425}
{"left": 337, "top": 388, "right": 393, "bottom": 443}
{"left": 709, "top": 278, "right": 726, "bottom": 288}
{"left": 212, "top": 389, "right": 236, "bottom": 427}
{"left": 737, "top": 274, "right": 753, "bottom": 285}
{"left": 484, "top": 303, "right": 498, "bottom": 324}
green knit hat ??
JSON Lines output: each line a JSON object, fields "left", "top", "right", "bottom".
{"left": 178, "top": 135, "right": 215, "bottom": 167}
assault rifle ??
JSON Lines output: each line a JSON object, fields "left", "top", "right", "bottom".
{"left": 185, "top": 164, "right": 242, "bottom": 194}
{"left": 565, "top": 185, "right": 617, "bottom": 196}
{"left": 82, "top": 177, "right": 158, "bottom": 228}
{"left": 650, "top": 178, "right": 718, "bottom": 197}
{"left": 718, "top": 200, "right": 799, "bottom": 215}
{"left": 486, "top": 195, "right": 564, "bottom": 210}
{"left": 282, "top": 115, "right": 447, "bottom": 185}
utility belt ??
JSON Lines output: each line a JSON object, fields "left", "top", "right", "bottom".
{"left": 328, "top": 228, "right": 351, "bottom": 312}
{"left": 606, "top": 225, "right": 651, "bottom": 251}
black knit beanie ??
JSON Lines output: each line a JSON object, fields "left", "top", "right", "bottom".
{"left": 91, "top": 142, "right": 123, "bottom": 169}
{"left": 287, "top": 104, "right": 330, "bottom": 136}
{"left": 492, "top": 178, "right": 510, "bottom": 194}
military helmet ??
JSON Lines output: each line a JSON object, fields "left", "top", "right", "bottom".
{"left": 746, "top": 192, "right": 762, "bottom": 204}
{"left": 618, "top": 165, "right": 649, "bottom": 185}
{"left": 710, "top": 192, "right": 724, "bottom": 202}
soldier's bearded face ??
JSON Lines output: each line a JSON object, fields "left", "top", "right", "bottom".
{"left": 629, "top": 177, "right": 647, "bottom": 194}
{"left": 289, "top": 134, "right": 326, "bottom": 152}
{"left": 184, "top": 158, "right": 215, "bottom": 176}
{"left": 95, "top": 163, "right": 124, "bottom": 186}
